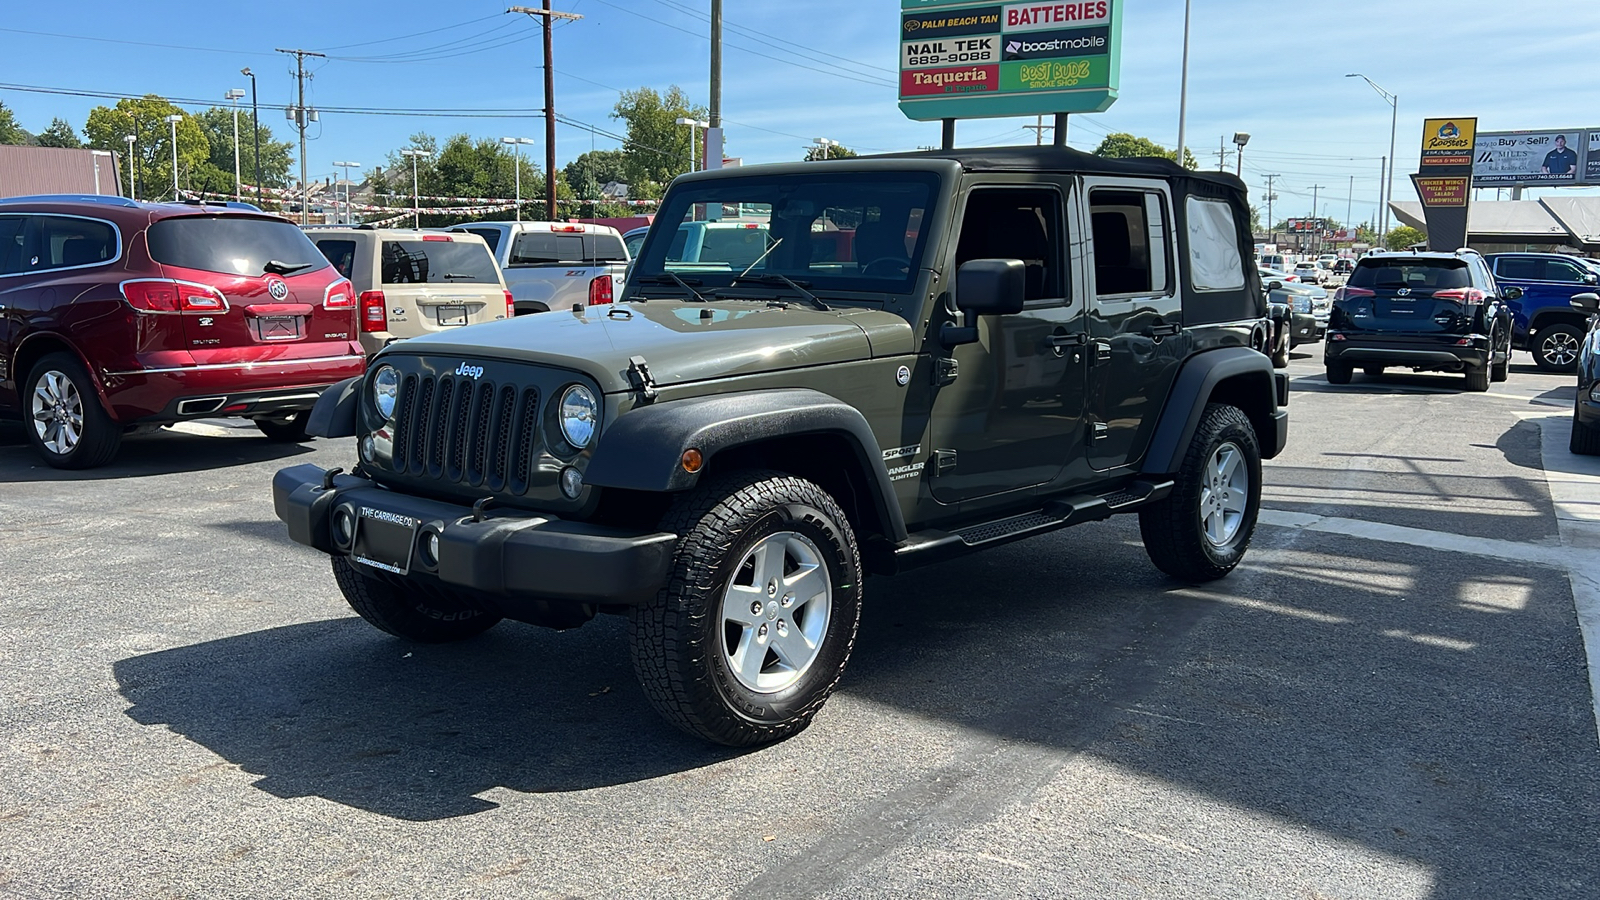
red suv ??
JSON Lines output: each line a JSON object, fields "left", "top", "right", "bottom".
{"left": 0, "top": 195, "right": 364, "bottom": 468}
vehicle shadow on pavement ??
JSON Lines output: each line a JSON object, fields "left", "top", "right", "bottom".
{"left": 0, "top": 421, "right": 318, "bottom": 481}
{"left": 112, "top": 615, "right": 735, "bottom": 821}
{"left": 819, "top": 521, "right": 1600, "bottom": 899}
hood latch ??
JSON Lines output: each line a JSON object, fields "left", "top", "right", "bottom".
{"left": 627, "top": 355, "right": 659, "bottom": 404}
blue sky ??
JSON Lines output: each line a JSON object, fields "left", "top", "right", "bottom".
{"left": 3, "top": 0, "right": 1598, "bottom": 226}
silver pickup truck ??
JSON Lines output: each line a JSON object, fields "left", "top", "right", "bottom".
{"left": 446, "top": 221, "right": 628, "bottom": 314}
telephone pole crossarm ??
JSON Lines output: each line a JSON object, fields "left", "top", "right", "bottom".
{"left": 509, "top": 4, "right": 582, "bottom": 221}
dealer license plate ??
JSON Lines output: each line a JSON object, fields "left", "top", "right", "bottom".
{"left": 351, "top": 507, "right": 419, "bottom": 575}
{"left": 251, "top": 315, "right": 305, "bottom": 341}
{"left": 437, "top": 305, "right": 468, "bottom": 326}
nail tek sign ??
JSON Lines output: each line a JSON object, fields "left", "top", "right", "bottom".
{"left": 899, "top": 0, "right": 1122, "bottom": 120}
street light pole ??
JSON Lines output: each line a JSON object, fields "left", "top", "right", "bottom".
{"left": 812, "top": 137, "right": 841, "bottom": 160}
{"left": 1347, "top": 73, "right": 1399, "bottom": 243}
{"left": 502, "top": 137, "right": 536, "bottom": 221}
{"left": 123, "top": 134, "right": 136, "bottom": 200}
{"left": 401, "top": 149, "right": 429, "bottom": 229}
{"left": 165, "top": 114, "right": 183, "bottom": 200}
{"left": 241, "top": 67, "right": 261, "bottom": 207}
{"left": 675, "top": 117, "right": 709, "bottom": 171}
{"left": 1233, "top": 132, "right": 1250, "bottom": 178}
{"left": 225, "top": 88, "right": 245, "bottom": 202}
{"left": 332, "top": 161, "right": 360, "bottom": 224}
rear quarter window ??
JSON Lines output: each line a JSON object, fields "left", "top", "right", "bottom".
{"left": 38, "top": 216, "right": 118, "bottom": 270}
{"left": 315, "top": 239, "right": 358, "bottom": 279}
{"left": 1184, "top": 197, "right": 1245, "bottom": 291}
{"left": 148, "top": 216, "right": 330, "bottom": 276}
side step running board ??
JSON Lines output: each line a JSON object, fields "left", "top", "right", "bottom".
{"left": 864, "top": 479, "right": 1174, "bottom": 575}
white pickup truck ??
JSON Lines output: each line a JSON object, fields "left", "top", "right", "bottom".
{"left": 445, "top": 221, "right": 628, "bottom": 314}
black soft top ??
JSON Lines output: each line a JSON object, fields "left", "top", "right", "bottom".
{"left": 867, "top": 145, "right": 1246, "bottom": 193}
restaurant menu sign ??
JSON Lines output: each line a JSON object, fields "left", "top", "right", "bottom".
{"left": 1413, "top": 117, "right": 1477, "bottom": 250}
{"left": 899, "top": 0, "right": 1122, "bottom": 121}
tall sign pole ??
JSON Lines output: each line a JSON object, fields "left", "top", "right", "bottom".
{"left": 1412, "top": 117, "right": 1477, "bottom": 251}
{"left": 510, "top": 5, "right": 582, "bottom": 221}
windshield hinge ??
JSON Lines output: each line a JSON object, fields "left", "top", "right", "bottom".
{"left": 627, "top": 355, "right": 659, "bottom": 404}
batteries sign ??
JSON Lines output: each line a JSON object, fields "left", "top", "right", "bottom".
{"left": 899, "top": 0, "right": 1122, "bottom": 121}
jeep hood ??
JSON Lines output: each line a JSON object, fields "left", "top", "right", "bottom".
{"left": 379, "top": 300, "right": 915, "bottom": 392}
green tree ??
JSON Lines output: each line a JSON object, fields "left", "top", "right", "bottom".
{"left": 376, "top": 132, "right": 543, "bottom": 225}
{"left": 1092, "top": 132, "right": 1197, "bottom": 169}
{"left": 0, "top": 102, "right": 28, "bottom": 144}
{"left": 804, "top": 143, "right": 858, "bottom": 161}
{"left": 1386, "top": 225, "right": 1427, "bottom": 251}
{"left": 84, "top": 96, "right": 208, "bottom": 201}
{"left": 612, "top": 86, "right": 707, "bottom": 197}
{"left": 36, "top": 118, "right": 83, "bottom": 149}
{"left": 188, "top": 107, "right": 293, "bottom": 198}
{"left": 564, "top": 149, "right": 627, "bottom": 192}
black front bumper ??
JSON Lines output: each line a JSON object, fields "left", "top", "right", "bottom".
{"left": 273, "top": 463, "right": 677, "bottom": 608}
{"left": 1324, "top": 332, "right": 1490, "bottom": 371}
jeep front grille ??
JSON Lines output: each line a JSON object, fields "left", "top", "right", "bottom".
{"left": 390, "top": 373, "right": 540, "bottom": 494}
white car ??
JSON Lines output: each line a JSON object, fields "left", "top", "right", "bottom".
{"left": 1293, "top": 260, "right": 1325, "bottom": 284}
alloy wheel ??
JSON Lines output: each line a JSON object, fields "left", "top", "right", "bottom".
{"left": 1542, "top": 331, "right": 1580, "bottom": 368}
{"left": 31, "top": 369, "right": 84, "bottom": 456}
{"left": 720, "top": 530, "right": 832, "bottom": 693}
{"left": 1199, "top": 441, "right": 1249, "bottom": 548}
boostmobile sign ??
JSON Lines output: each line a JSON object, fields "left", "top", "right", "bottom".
{"left": 898, "top": 0, "right": 1122, "bottom": 121}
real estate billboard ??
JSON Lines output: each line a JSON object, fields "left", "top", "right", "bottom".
{"left": 1473, "top": 129, "right": 1594, "bottom": 186}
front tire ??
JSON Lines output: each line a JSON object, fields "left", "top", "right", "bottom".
{"left": 254, "top": 410, "right": 312, "bottom": 443}
{"left": 1534, "top": 323, "right": 1583, "bottom": 373}
{"left": 332, "top": 557, "right": 501, "bottom": 642}
{"left": 1573, "top": 394, "right": 1600, "bottom": 455}
{"left": 1139, "top": 403, "right": 1262, "bottom": 582}
{"left": 629, "top": 471, "right": 862, "bottom": 746}
{"left": 26, "top": 352, "right": 122, "bottom": 469}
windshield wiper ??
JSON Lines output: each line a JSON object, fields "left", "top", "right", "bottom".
{"left": 728, "top": 273, "right": 829, "bottom": 311}
{"left": 263, "top": 259, "right": 315, "bottom": 276}
{"left": 632, "top": 272, "right": 707, "bottom": 302}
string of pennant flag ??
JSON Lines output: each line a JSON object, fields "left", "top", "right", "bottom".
{"left": 219, "top": 186, "right": 660, "bottom": 209}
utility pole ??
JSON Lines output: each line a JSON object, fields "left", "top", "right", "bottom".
{"left": 1025, "top": 114, "right": 1050, "bottom": 146}
{"left": 710, "top": 0, "right": 722, "bottom": 134}
{"left": 1175, "top": 0, "right": 1191, "bottom": 174}
{"left": 1346, "top": 174, "right": 1354, "bottom": 235}
{"left": 277, "top": 47, "right": 325, "bottom": 225}
{"left": 1310, "top": 184, "right": 1326, "bottom": 255}
{"left": 510, "top": 5, "right": 582, "bottom": 221}
{"left": 1263, "top": 174, "right": 1280, "bottom": 246}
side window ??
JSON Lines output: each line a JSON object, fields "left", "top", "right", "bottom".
{"left": 1495, "top": 256, "right": 1539, "bottom": 280}
{"left": 1089, "top": 189, "right": 1174, "bottom": 297}
{"left": 1547, "top": 260, "right": 1588, "bottom": 284}
{"left": 315, "top": 239, "right": 358, "bottom": 279}
{"left": 510, "top": 233, "right": 584, "bottom": 265}
{"left": 36, "top": 216, "right": 117, "bottom": 271}
{"left": 955, "top": 187, "right": 1064, "bottom": 302}
{"left": 1181, "top": 197, "right": 1245, "bottom": 292}
{"left": 0, "top": 216, "right": 25, "bottom": 275}
{"left": 462, "top": 228, "right": 501, "bottom": 255}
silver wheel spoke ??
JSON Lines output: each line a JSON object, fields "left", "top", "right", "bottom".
{"left": 785, "top": 564, "right": 828, "bottom": 607}
{"left": 719, "top": 529, "right": 832, "bottom": 694}
{"left": 732, "top": 627, "right": 768, "bottom": 684}
{"left": 1220, "top": 491, "right": 1247, "bottom": 513}
{"left": 1199, "top": 440, "right": 1249, "bottom": 548}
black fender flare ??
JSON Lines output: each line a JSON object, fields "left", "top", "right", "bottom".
{"left": 1140, "top": 347, "right": 1285, "bottom": 475}
{"left": 307, "top": 375, "right": 362, "bottom": 438}
{"left": 584, "top": 388, "right": 907, "bottom": 542}
{"left": 1527, "top": 305, "right": 1588, "bottom": 335}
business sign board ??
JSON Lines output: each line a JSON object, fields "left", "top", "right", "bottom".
{"left": 1472, "top": 129, "right": 1593, "bottom": 185}
{"left": 1420, "top": 118, "right": 1476, "bottom": 168}
{"left": 1415, "top": 117, "right": 1476, "bottom": 251}
{"left": 1284, "top": 218, "right": 1328, "bottom": 234}
{"left": 1413, "top": 176, "right": 1470, "bottom": 208}
{"left": 899, "top": 0, "right": 1122, "bottom": 121}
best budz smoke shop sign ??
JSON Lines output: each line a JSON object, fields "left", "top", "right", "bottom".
{"left": 898, "top": 0, "right": 1123, "bottom": 120}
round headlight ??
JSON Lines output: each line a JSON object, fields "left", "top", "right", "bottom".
{"left": 559, "top": 384, "right": 598, "bottom": 448}
{"left": 372, "top": 365, "right": 400, "bottom": 420}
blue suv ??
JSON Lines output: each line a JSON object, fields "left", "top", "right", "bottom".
{"left": 1484, "top": 253, "right": 1600, "bottom": 372}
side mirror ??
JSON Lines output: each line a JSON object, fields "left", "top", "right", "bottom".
{"left": 1267, "top": 280, "right": 1283, "bottom": 292}
{"left": 1570, "top": 292, "right": 1599, "bottom": 313}
{"left": 1503, "top": 286, "right": 1524, "bottom": 301}
{"left": 942, "top": 259, "right": 1025, "bottom": 347}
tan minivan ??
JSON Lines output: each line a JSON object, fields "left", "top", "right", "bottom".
{"left": 309, "top": 228, "right": 513, "bottom": 357}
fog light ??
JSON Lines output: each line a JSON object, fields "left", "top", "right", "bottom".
{"left": 360, "top": 434, "right": 376, "bottom": 462}
{"left": 419, "top": 530, "right": 441, "bottom": 568}
{"left": 333, "top": 507, "right": 355, "bottom": 547}
{"left": 560, "top": 466, "right": 584, "bottom": 499}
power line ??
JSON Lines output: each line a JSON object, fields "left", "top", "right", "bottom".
{"left": 649, "top": 0, "right": 898, "bottom": 76}
{"left": 0, "top": 81, "right": 548, "bottom": 118}
{"left": 312, "top": 13, "right": 505, "bottom": 52}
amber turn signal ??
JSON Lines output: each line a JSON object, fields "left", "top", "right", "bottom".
{"left": 681, "top": 448, "right": 703, "bottom": 473}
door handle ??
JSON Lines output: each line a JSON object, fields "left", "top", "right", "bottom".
{"left": 1147, "top": 323, "right": 1182, "bottom": 337}
{"left": 1048, "top": 332, "right": 1088, "bottom": 348}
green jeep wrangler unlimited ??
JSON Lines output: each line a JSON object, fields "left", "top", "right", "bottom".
{"left": 274, "top": 147, "right": 1288, "bottom": 746}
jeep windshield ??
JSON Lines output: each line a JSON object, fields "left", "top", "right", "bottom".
{"left": 630, "top": 171, "right": 938, "bottom": 300}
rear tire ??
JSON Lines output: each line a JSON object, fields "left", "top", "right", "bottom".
{"left": 1465, "top": 367, "right": 1491, "bottom": 392}
{"left": 1326, "top": 363, "right": 1353, "bottom": 385}
{"left": 332, "top": 557, "right": 501, "bottom": 642}
{"left": 1572, "top": 395, "right": 1600, "bottom": 455}
{"left": 629, "top": 470, "right": 862, "bottom": 746}
{"left": 1490, "top": 326, "right": 1510, "bottom": 383}
{"left": 255, "top": 410, "right": 312, "bottom": 443}
{"left": 1139, "top": 404, "right": 1262, "bottom": 582}
{"left": 25, "top": 352, "right": 122, "bottom": 469}
{"left": 1534, "top": 323, "right": 1583, "bottom": 373}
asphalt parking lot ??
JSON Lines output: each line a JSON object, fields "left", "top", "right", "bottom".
{"left": 3, "top": 351, "right": 1599, "bottom": 899}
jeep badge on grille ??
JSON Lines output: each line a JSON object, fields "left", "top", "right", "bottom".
{"left": 456, "top": 363, "right": 485, "bottom": 379}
